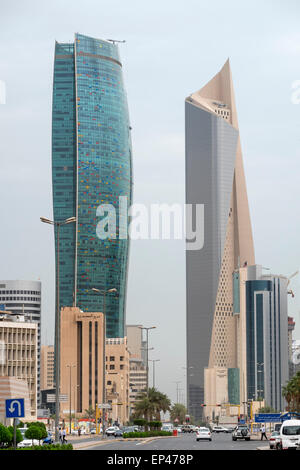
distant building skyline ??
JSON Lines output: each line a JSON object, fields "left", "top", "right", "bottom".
{"left": 52, "top": 33, "right": 133, "bottom": 338}
{"left": 0, "top": 280, "right": 42, "bottom": 406}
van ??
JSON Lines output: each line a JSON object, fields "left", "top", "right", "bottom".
{"left": 277, "top": 420, "right": 300, "bottom": 450}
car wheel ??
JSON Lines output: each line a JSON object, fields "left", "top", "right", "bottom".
{"left": 232, "top": 438, "right": 236, "bottom": 441}
{"left": 245, "top": 438, "right": 250, "bottom": 441}
{"left": 196, "top": 439, "right": 199, "bottom": 442}
{"left": 209, "top": 439, "right": 212, "bottom": 442}
{"left": 270, "top": 446, "right": 273, "bottom": 449}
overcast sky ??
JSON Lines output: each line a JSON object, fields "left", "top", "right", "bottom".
{"left": 0, "top": 0, "right": 300, "bottom": 404}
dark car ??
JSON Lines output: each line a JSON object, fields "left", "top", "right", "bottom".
{"left": 43, "top": 433, "right": 54, "bottom": 445}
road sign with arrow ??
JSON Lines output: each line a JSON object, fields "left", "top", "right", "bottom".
{"left": 5, "top": 398, "right": 25, "bottom": 418}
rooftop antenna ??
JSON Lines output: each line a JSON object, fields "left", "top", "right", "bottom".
{"left": 106, "top": 39, "right": 126, "bottom": 44}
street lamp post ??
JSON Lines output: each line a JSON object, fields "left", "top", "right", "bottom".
{"left": 139, "top": 327, "right": 156, "bottom": 395}
{"left": 91, "top": 287, "right": 117, "bottom": 437}
{"left": 66, "top": 364, "right": 76, "bottom": 434}
{"left": 173, "top": 381, "right": 182, "bottom": 404}
{"left": 40, "top": 216, "right": 76, "bottom": 442}
{"left": 149, "top": 359, "right": 160, "bottom": 388}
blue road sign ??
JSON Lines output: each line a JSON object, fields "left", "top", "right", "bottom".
{"left": 255, "top": 413, "right": 282, "bottom": 423}
{"left": 5, "top": 399, "right": 25, "bottom": 418}
{"left": 0, "top": 304, "right": 5, "bottom": 311}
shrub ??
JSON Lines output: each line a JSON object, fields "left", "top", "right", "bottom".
{"left": 133, "top": 419, "right": 147, "bottom": 427}
{"left": 1, "top": 443, "right": 73, "bottom": 451}
{"left": 7, "top": 426, "right": 23, "bottom": 445}
{"left": 148, "top": 421, "right": 162, "bottom": 429}
{"left": 122, "top": 431, "right": 172, "bottom": 439}
{"left": 0, "top": 424, "right": 11, "bottom": 447}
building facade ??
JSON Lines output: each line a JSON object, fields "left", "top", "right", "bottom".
{"left": 0, "top": 312, "right": 37, "bottom": 418}
{"left": 244, "top": 266, "right": 289, "bottom": 412}
{"left": 0, "top": 377, "right": 32, "bottom": 424}
{"left": 185, "top": 60, "right": 255, "bottom": 421}
{"left": 105, "top": 337, "right": 130, "bottom": 425}
{"left": 52, "top": 33, "right": 132, "bottom": 338}
{"left": 60, "top": 307, "right": 104, "bottom": 415}
{"left": 41, "top": 345, "right": 54, "bottom": 390}
{"left": 126, "top": 325, "right": 147, "bottom": 414}
{"left": 0, "top": 280, "right": 41, "bottom": 404}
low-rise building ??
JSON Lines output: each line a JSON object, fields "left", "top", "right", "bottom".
{"left": 105, "top": 337, "right": 129, "bottom": 425}
{"left": 0, "top": 311, "right": 37, "bottom": 419}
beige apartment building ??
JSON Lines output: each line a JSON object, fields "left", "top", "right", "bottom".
{"left": 0, "top": 312, "right": 37, "bottom": 419}
{"left": 60, "top": 307, "right": 104, "bottom": 417}
{"left": 126, "top": 325, "right": 147, "bottom": 414}
{"left": 105, "top": 337, "right": 129, "bottom": 425}
{"left": 41, "top": 345, "right": 54, "bottom": 390}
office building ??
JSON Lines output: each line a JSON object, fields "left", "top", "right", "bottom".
{"left": 59, "top": 306, "right": 104, "bottom": 415}
{"left": 52, "top": 33, "right": 133, "bottom": 338}
{"left": 129, "top": 358, "right": 147, "bottom": 414}
{"left": 0, "top": 377, "right": 32, "bottom": 424}
{"left": 185, "top": 60, "right": 255, "bottom": 421}
{"left": 288, "top": 317, "right": 295, "bottom": 379}
{"left": 0, "top": 311, "right": 37, "bottom": 418}
{"left": 106, "top": 337, "right": 129, "bottom": 425}
{"left": 0, "top": 280, "right": 41, "bottom": 405}
{"left": 126, "top": 325, "right": 147, "bottom": 413}
{"left": 41, "top": 345, "right": 54, "bottom": 390}
{"left": 244, "top": 266, "right": 289, "bottom": 411}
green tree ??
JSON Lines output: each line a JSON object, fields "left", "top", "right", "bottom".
{"left": 83, "top": 406, "right": 95, "bottom": 420}
{"left": 133, "top": 388, "right": 171, "bottom": 424}
{"left": 0, "top": 423, "right": 11, "bottom": 447}
{"left": 282, "top": 371, "right": 300, "bottom": 412}
{"left": 25, "top": 425, "right": 42, "bottom": 446}
{"left": 7, "top": 426, "right": 23, "bottom": 446}
{"left": 170, "top": 403, "right": 188, "bottom": 425}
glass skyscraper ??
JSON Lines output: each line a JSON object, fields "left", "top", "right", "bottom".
{"left": 52, "top": 33, "right": 132, "bottom": 338}
{"left": 185, "top": 60, "right": 255, "bottom": 421}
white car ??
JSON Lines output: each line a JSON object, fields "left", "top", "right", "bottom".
{"left": 212, "top": 425, "right": 230, "bottom": 433}
{"left": 162, "top": 424, "right": 173, "bottom": 432}
{"left": 277, "top": 420, "right": 300, "bottom": 450}
{"left": 105, "top": 426, "right": 120, "bottom": 436}
{"left": 269, "top": 431, "right": 280, "bottom": 449}
{"left": 17, "top": 438, "right": 40, "bottom": 448}
{"left": 196, "top": 427, "right": 212, "bottom": 442}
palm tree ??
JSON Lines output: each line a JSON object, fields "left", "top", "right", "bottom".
{"left": 134, "top": 387, "right": 171, "bottom": 423}
{"left": 170, "top": 403, "right": 187, "bottom": 425}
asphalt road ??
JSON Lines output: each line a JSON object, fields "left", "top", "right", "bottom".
{"left": 83, "top": 432, "right": 261, "bottom": 451}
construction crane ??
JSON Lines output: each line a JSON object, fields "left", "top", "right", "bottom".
{"left": 106, "top": 39, "right": 126, "bottom": 44}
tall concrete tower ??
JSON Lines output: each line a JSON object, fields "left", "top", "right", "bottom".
{"left": 185, "top": 60, "right": 255, "bottom": 421}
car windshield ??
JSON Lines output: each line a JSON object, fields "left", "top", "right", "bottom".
{"left": 282, "top": 426, "right": 300, "bottom": 436}
{"left": 199, "top": 428, "right": 209, "bottom": 432}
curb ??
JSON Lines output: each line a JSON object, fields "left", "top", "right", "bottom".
{"left": 73, "top": 435, "right": 177, "bottom": 450}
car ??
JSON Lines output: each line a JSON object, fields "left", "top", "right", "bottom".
{"left": 43, "top": 433, "right": 54, "bottom": 445}
{"left": 276, "top": 420, "right": 300, "bottom": 450}
{"left": 105, "top": 426, "right": 120, "bottom": 436}
{"left": 17, "top": 438, "right": 40, "bottom": 448}
{"left": 114, "top": 429, "right": 124, "bottom": 437}
{"left": 181, "top": 425, "right": 194, "bottom": 433}
{"left": 269, "top": 431, "right": 280, "bottom": 449}
{"left": 162, "top": 424, "right": 174, "bottom": 432}
{"left": 232, "top": 425, "right": 251, "bottom": 441}
{"left": 212, "top": 425, "right": 230, "bottom": 434}
{"left": 196, "top": 427, "right": 212, "bottom": 442}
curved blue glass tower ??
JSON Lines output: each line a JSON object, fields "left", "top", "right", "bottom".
{"left": 52, "top": 33, "right": 132, "bottom": 338}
